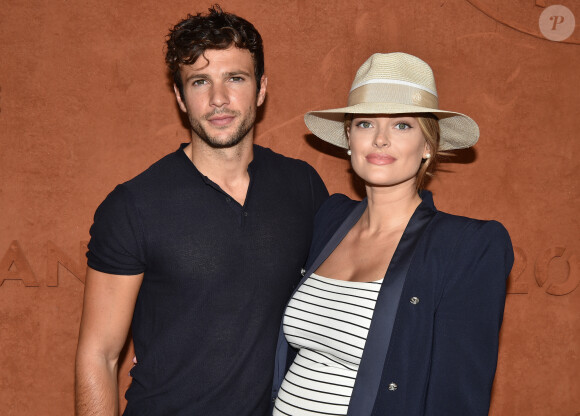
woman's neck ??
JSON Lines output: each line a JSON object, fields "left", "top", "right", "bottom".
{"left": 362, "top": 181, "right": 422, "bottom": 234}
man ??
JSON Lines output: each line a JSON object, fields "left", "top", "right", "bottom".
{"left": 75, "top": 6, "right": 328, "bottom": 415}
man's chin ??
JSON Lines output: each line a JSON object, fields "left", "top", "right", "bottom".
{"left": 191, "top": 118, "right": 254, "bottom": 149}
{"left": 205, "top": 140, "right": 243, "bottom": 149}
{"left": 200, "top": 134, "right": 247, "bottom": 149}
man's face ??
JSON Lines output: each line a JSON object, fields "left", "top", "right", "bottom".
{"left": 174, "top": 47, "right": 267, "bottom": 149}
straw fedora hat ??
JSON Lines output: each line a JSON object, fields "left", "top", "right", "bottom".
{"left": 304, "top": 53, "right": 479, "bottom": 151}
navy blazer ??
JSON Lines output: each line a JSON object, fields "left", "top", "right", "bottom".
{"left": 271, "top": 191, "right": 514, "bottom": 415}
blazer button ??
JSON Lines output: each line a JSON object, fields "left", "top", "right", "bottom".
{"left": 300, "top": 268, "right": 306, "bottom": 276}
{"left": 388, "top": 382, "right": 398, "bottom": 391}
{"left": 410, "top": 296, "right": 420, "bottom": 305}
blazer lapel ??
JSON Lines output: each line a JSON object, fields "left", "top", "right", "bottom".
{"left": 301, "top": 198, "right": 368, "bottom": 281}
{"left": 347, "top": 197, "right": 437, "bottom": 416}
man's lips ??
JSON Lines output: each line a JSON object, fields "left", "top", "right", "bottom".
{"left": 207, "top": 115, "right": 235, "bottom": 126}
{"left": 366, "top": 153, "right": 396, "bottom": 165}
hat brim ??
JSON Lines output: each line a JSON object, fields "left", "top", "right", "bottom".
{"left": 304, "top": 103, "right": 479, "bottom": 151}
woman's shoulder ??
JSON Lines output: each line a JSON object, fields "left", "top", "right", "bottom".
{"left": 309, "top": 194, "right": 362, "bottom": 249}
{"left": 431, "top": 210, "right": 512, "bottom": 249}
{"left": 425, "top": 212, "right": 514, "bottom": 290}
{"left": 323, "top": 192, "right": 359, "bottom": 206}
{"left": 316, "top": 193, "right": 362, "bottom": 221}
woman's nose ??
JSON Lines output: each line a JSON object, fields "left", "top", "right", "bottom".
{"left": 373, "top": 130, "right": 390, "bottom": 148}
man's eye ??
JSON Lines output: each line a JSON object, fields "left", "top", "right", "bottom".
{"left": 192, "top": 79, "right": 207, "bottom": 86}
{"left": 230, "top": 76, "right": 244, "bottom": 82}
{"left": 356, "top": 121, "right": 372, "bottom": 128}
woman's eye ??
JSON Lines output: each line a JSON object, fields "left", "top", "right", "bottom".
{"left": 394, "top": 122, "right": 410, "bottom": 130}
{"left": 356, "top": 121, "right": 372, "bottom": 129}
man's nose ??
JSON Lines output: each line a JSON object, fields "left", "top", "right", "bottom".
{"left": 209, "top": 83, "right": 229, "bottom": 107}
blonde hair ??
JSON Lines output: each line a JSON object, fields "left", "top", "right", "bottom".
{"left": 415, "top": 114, "right": 441, "bottom": 190}
{"left": 344, "top": 113, "right": 442, "bottom": 190}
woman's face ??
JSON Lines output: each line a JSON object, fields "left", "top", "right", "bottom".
{"left": 347, "top": 114, "right": 429, "bottom": 188}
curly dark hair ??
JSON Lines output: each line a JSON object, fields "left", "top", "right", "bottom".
{"left": 166, "top": 4, "right": 265, "bottom": 98}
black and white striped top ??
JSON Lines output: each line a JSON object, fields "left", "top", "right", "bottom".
{"left": 273, "top": 273, "right": 382, "bottom": 416}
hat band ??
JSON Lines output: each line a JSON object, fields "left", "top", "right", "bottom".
{"left": 347, "top": 82, "right": 439, "bottom": 110}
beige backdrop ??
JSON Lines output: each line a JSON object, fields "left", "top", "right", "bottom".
{"left": 0, "top": 0, "right": 578, "bottom": 414}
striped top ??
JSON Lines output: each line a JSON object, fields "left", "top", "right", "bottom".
{"left": 273, "top": 273, "right": 382, "bottom": 416}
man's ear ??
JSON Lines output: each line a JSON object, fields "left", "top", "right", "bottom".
{"left": 173, "top": 84, "right": 187, "bottom": 113}
{"left": 257, "top": 75, "right": 267, "bottom": 107}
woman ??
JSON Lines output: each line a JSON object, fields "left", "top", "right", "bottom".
{"left": 271, "top": 53, "right": 514, "bottom": 415}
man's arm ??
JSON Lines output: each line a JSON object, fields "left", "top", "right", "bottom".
{"left": 75, "top": 267, "right": 143, "bottom": 416}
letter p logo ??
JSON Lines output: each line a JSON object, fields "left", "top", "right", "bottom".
{"left": 549, "top": 15, "right": 565, "bottom": 31}
{"left": 539, "top": 5, "right": 575, "bottom": 41}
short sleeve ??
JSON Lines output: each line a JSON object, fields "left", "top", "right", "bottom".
{"left": 306, "top": 164, "right": 329, "bottom": 214}
{"left": 87, "top": 184, "right": 147, "bottom": 275}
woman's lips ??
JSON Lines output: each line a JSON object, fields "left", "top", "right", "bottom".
{"left": 366, "top": 153, "right": 396, "bottom": 165}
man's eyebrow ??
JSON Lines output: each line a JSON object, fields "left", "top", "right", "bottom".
{"left": 223, "top": 70, "right": 252, "bottom": 77}
{"left": 185, "top": 73, "right": 208, "bottom": 82}
{"left": 184, "top": 70, "right": 251, "bottom": 82}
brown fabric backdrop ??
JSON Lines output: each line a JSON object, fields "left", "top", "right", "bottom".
{"left": 0, "top": 0, "right": 578, "bottom": 414}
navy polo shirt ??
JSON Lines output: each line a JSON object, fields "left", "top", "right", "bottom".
{"left": 87, "top": 143, "right": 328, "bottom": 415}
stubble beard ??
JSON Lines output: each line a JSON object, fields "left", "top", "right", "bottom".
{"left": 189, "top": 107, "right": 256, "bottom": 149}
